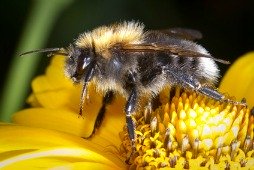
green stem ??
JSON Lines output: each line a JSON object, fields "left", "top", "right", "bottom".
{"left": 0, "top": 0, "right": 73, "bottom": 122}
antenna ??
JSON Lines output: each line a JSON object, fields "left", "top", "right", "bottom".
{"left": 19, "top": 48, "right": 67, "bottom": 57}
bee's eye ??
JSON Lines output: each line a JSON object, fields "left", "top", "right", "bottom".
{"left": 76, "top": 50, "right": 91, "bottom": 71}
{"left": 70, "top": 48, "right": 94, "bottom": 83}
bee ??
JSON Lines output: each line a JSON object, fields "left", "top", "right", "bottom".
{"left": 21, "top": 21, "right": 243, "bottom": 159}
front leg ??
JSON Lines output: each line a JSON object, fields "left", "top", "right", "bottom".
{"left": 125, "top": 88, "right": 138, "bottom": 148}
{"left": 124, "top": 71, "right": 139, "bottom": 163}
{"left": 79, "top": 63, "right": 95, "bottom": 116}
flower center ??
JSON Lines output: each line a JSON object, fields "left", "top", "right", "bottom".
{"left": 119, "top": 87, "right": 254, "bottom": 169}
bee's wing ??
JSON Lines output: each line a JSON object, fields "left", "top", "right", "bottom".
{"left": 122, "top": 43, "right": 230, "bottom": 64}
{"left": 153, "top": 28, "right": 203, "bottom": 40}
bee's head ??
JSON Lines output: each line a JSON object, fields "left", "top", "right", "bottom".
{"left": 20, "top": 44, "right": 95, "bottom": 84}
{"left": 65, "top": 44, "right": 95, "bottom": 83}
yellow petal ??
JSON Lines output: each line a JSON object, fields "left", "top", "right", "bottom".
{"left": 29, "top": 56, "right": 76, "bottom": 108}
{"left": 0, "top": 147, "right": 123, "bottom": 170}
{"left": 26, "top": 94, "right": 41, "bottom": 107}
{"left": 30, "top": 75, "right": 75, "bottom": 108}
{"left": 12, "top": 108, "right": 97, "bottom": 137}
{"left": 0, "top": 124, "right": 125, "bottom": 169}
{"left": 220, "top": 52, "right": 254, "bottom": 107}
{"left": 42, "top": 55, "right": 72, "bottom": 89}
{"left": 44, "top": 55, "right": 73, "bottom": 88}
{"left": 49, "top": 162, "right": 118, "bottom": 170}
{"left": 0, "top": 124, "right": 96, "bottom": 152}
{"left": 13, "top": 94, "right": 126, "bottom": 147}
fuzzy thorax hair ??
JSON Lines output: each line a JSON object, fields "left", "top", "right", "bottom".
{"left": 75, "top": 21, "right": 145, "bottom": 58}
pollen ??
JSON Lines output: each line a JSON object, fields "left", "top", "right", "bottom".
{"left": 119, "top": 88, "right": 254, "bottom": 169}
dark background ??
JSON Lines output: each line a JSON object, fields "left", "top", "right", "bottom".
{"left": 0, "top": 0, "right": 253, "bottom": 94}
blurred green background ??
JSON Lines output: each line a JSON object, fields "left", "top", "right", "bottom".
{"left": 0, "top": 0, "right": 253, "bottom": 121}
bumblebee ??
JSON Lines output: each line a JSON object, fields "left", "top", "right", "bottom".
{"left": 21, "top": 21, "right": 243, "bottom": 157}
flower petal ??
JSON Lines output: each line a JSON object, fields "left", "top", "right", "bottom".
{"left": 49, "top": 162, "right": 118, "bottom": 170}
{"left": 12, "top": 108, "right": 97, "bottom": 137}
{"left": 29, "top": 56, "right": 77, "bottom": 108}
{"left": 30, "top": 75, "right": 80, "bottom": 109}
{"left": 0, "top": 124, "right": 125, "bottom": 169}
{"left": 0, "top": 124, "right": 94, "bottom": 151}
{"left": 13, "top": 94, "right": 126, "bottom": 147}
{"left": 0, "top": 147, "right": 123, "bottom": 170}
{"left": 26, "top": 94, "right": 41, "bottom": 107}
{"left": 220, "top": 52, "right": 254, "bottom": 107}
{"left": 44, "top": 55, "right": 72, "bottom": 88}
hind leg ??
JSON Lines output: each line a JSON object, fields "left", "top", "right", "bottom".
{"left": 175, "top": 74, "right": 245, "bottom": 105}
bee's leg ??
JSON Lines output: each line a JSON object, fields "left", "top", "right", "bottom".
{"left": 178, "top": 74, "right": 246, "bottom": 105}
{"left": 125, "top": 88, "right": 137, "bottom": 146}
{"left": 179, "top": 75, "right": 225, "bottom": 101}
{"left": 78, "top": 64, "right": 95, "bottom": 116}
{"left": 125, "top": 88, "right": 137, "bottom": 164}
{"left": 124, "top": 72, "right": 138, "bottom": 164}
{"left": 197, "top": 86, "right": 246, "bottom": 105}
{"left": 197, "top": 85, "right": 226, "bottom": 101}
{"left": 89, "top": 91, "right": 114, "bottom": 137}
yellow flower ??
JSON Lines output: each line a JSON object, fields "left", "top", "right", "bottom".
{"left": 0, "top": 53, "right": 254, "bottom": 169}
{"left": 120, "top": 89, "right": 254, "bottom": 169}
